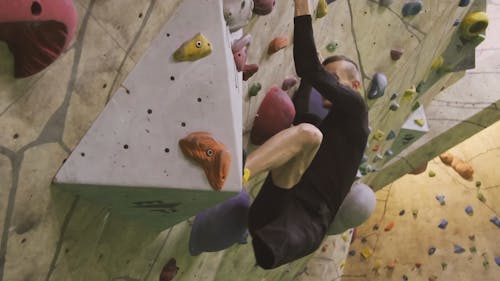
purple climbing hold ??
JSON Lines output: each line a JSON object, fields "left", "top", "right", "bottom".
{"left": 465, "top": 205, "right": 473, "bottom": 215}
{"left": 189, "top": 189, "right": 251, "bottom": 255}
{"left": 458, "top": 0, "right": 470, "bottom": 7}
{"left": 490, "top": 216, "right": 500, "bottom": 228}
{"left": 402, "top": 0, "right": 423, "bottom": 17}
{"left": 495, "top": 257, "right": 500, "bottom": 267}
{"left": 438, "top": 219, "right": 448, "bottom": 229}
{"left": 367, "top": 72, "right": 387, "bottom": 99}
{"left": 435, "top": 195, "right": 446, "bottom": 206}
{"left": 428, "top": 247, "right": 436, "bottom": 255}
{"left": 281, "top": 76, "right": 298, "bottom": 91}
{"left": 453, "top": 19, "right": 460, "bottom": 26}
{"left": 454, "top": 244, "right": 465, "bottom": 254}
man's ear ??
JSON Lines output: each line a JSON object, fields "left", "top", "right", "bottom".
{"left": 351, "top": 80, "right": 361, "bottom": 90}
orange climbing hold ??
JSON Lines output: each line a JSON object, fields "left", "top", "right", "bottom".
{"left": 268, "top": 36, "right": 289, "bottom": 55}
{"left": 384, "top": 221, "right": 395, "bottom": 231}
{"left": 179, "top": 132, "right": 231, "bottom": 191}
{"left": 439, "top": 151, "right": 474, "bottom": 180}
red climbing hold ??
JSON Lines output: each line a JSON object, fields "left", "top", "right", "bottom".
{"left": 250, "top": 85, "right": 295, "bottom": 145}
{"left": 0, "top": 0, "right": 78, "bottom": 78}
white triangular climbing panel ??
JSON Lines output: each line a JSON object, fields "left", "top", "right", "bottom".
{"left": 54, "top": 0, "right": 242, "bottom": 228}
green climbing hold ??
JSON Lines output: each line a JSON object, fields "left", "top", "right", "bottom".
{"left": 386, "top": 130, "right": 396, "bottom": 140}
{"left": 475, "top": 181, "right": 482, "bottom": 187}
{"left": 441, "top": 262, "right": 447, "bottom": 270}
{"left": 411, "top": 101, "right": 420, "bottom": 111}
{"left": 416, "top": 81, "right": 425, "bottom": 93}
{"left": 428, "top": 170, "right": 436, "bottom": 177}
{"left": 477, "top": 192, "right": 486, "bottom": 202}
{"left": 248, "top": 83, "right": 262, "bottom": 97}
{"left": 326, "top": 42, "right": 338, "bottom": 52}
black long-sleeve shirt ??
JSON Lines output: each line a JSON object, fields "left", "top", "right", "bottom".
{"left": 293, "top": 15, "right": 369, "bottom": 214}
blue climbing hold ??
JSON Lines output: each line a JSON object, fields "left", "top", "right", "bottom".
{"left": 402, "top": 0, "right": 423, "bottom": 17}
{"left": 428, "top": 247, "right": 436, "bottom": 255}
{"left": 454, "top": 244, "right": 465, "bottom": 254}
{"left": 435, "top": 195, "right": 446, "bottom": 206}
{"left": 367, "top": 72, "right": 388, "bottom": 99}
{"left": 438, "top": 219, "right": 448, "bottom": 229}
{"left": 458, "top": 0, "right": 470, "bottom": 7}
{"left": 386, "top": 130, "right": 396, "bottom": 140}
{"left": 189, "top": 189, "right": 251, "bottom": 255}
{"left": 490, "top": 216, "right": 500, "bottom": 228}
{"left": 495, "top": 256, "right": 500, "bottom": 267}
{"left": 465, "top": 205, "right": 473, "bottom": 215}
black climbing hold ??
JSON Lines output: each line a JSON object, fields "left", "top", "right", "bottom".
{"left": 373, "top": 224, "right": 379, "bottom": 230}
{"left": 391, "top": 49, "right": 403, "bottom": 60}
{"left": 386, "top": 130, "right": 396, "bottom": 140}
{"left": 458, "top": 0, "right": 470, "bottom": 7}
{"left": 390, "top": 93, "right": 398, "bottom": 100}
{"left": 416, "top": 81, "right": 425, "bottom": 93}
{"left": 367, "top": 72, "right": 387, "bottom": 99}
{"left": 428, "top": 247, "right": 436, "bottom": 255}
{"left": 349, "top": 250, "right": 356, "bottom": 256}
{"left": 402, "top": 275, "right": 408, "bottom": 281}
{"left": 399, "top": 210, "right": 405, "bottom": 216}
{"left": 389, "top": 102, "right": 400, "bottom": 111}
{"left": 402, "top": 1, "right": 423, "bottom": 17}
{"left": 384, "top": 149, "right": 394, "bottom": 157}
{"left": 453, "top": 19, "right": 460, "bottom": 26}
{"left": 379, "top": 0, "right": 393, "bottom": 7}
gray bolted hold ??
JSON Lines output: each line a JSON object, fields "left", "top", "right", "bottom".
{"left": 367, "top": 72, "right": 388, "bottom": 99}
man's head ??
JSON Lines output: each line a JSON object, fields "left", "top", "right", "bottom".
{"left": 321, "top": 55, "right": 362, "bottom": 108}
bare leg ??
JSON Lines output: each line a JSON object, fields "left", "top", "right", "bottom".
{"left": 245, "top": 123, "right": 322, "bottom": 189}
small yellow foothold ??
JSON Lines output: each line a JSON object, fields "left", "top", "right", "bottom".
{"left": 316, "top": 0, "right": 328, "bottom": 18}
{"left": 403, "top": 86, "right": 416, "bottom": 101}
{"left": 373, "top": 129, "right": 385, "bottom": 141}
{"left": 431, "top": 56, "right": 444, "bottom": 70}
{"left": 373, "top": 259, "right": 383, "bottom": 270}
{"left": 414, "top": 118, "right": 425, "bottom": 127}
{"left": 361, "top": 247, "right": 373, "bottom": 259}
{"left": 341, "top": 232, "right": 350, "bottom": 242}
{"left": 340, "top": 260, "right": 346, "bottom": 269}
{"left": 428, "top": 170, "right": 436, "bottom": 177}
{"left": 173, "top": 32, "right": 212, "bottom": 62}
{"left": 242, "top": 168, "right": 251, "bottom": 186}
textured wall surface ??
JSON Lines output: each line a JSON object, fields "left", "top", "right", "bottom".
{"left": 343, "top": 120, "right": 500, "bottom": 281}
{"left": 0, "top": 0, "right": 497, "bottom": 281}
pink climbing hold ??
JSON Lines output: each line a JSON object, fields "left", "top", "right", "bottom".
{"left": 250, "top": 85, "right": 296, "bottom": 145}
{"left": 243, "top": 63, "right": 259, "bottom": 81}
{"left": 231, "top": 33, "right": 252, "bottom": 53}
{"left": 390, "top": 48, "right": 403, "bottom": 60}
{"left": 0, "top": 0, "right": 78, "bottom": 78}
{"left": 233, "top": 46, "right": 247, "bottom": 72}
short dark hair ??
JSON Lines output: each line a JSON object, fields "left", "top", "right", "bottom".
{"left": 322, "top": 55, "right": 361, "bottom": 81}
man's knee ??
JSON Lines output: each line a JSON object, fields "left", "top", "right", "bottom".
{"left": 296, "top": 123, "right": 323, "bottom": 148}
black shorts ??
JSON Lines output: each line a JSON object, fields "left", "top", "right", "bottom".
{"left": 248, "top": 172, "right": 334, "bottom": 269}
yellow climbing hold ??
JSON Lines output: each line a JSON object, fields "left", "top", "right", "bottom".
{"left": 428, "top": 170, "right": 436, "bottom": 177}
{"left": 403, "top": 86, "right": 416, "bottom": 101}
{"left": 373, "top": 259, "right": 383, "bottom": 270}
{"left": 361, "top": 247, "right": 373, "bottom": 259}
{"left": 242, "top": 168, "right": 251, "bottom": 185}
{"left": 373, "top": 129, "right": 385, "bottom": 141}
{"left": 431, "top": 56, "right": 443, "bottom": 70}
{"left": 316, "top": 0, "right": 328, "bottom": 18}
{"left": 340, "top": 260, "right": 346, "bottom": 269}
{"left": 460, "top": 12, "right": 489, "bottom": 40}
{"left": 341, "top": 232, "right": 350, "bottom": 242}
{"left": 414, "top": 118, "right": 425, "bottom": 127}
{"left": 173, "top": 32, "right": 212, "bottom": 62}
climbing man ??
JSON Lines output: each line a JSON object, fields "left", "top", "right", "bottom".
{"left": 243, "top": 0, "right": 370, "bottom": 269}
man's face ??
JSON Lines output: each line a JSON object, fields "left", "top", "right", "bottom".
{"left": 322, "top": 60, "right": 359, "bottom": 109}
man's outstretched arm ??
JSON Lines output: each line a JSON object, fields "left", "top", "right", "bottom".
{"left": 293, "top": 0, "right": 363, "bottom": 111}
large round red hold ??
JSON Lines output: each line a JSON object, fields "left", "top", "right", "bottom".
{"left": 0, "top": 0, "right": 78, "bottom": 78}
{"left": 250, "top": 85, "right": 295, "bottom": 145}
